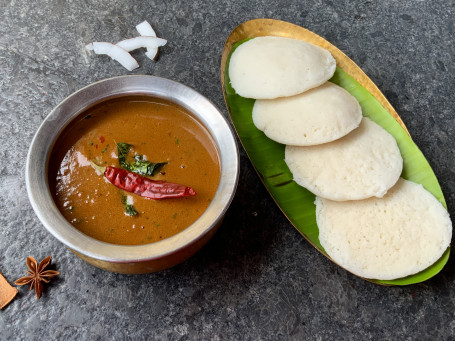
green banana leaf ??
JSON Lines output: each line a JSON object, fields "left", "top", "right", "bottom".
{"left": 224, "top": 40, "right": 450, "bottom": 286}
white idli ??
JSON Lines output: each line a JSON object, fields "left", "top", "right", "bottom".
{"left": 285, "top": 117, "right": 403, "bottom": 201}
{"left": 228, "top": 36, "right": 336, "bottom": 99}
{"left": 315, "top": 178, "right": 452, "bottom": 280}
{"left": 252, "top": 82, "right": 362, "bottom": 146}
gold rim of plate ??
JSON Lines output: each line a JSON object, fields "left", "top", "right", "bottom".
{"left": 220, "top": 18, "right": 421, "bottom": 286}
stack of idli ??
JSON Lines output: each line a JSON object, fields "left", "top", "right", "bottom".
{"left": 228, "top": 36, "right": 452, "bottom": 280}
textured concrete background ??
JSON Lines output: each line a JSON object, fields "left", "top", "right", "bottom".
{"left": 1, "top": 0, "right": 454, "bottom": 340}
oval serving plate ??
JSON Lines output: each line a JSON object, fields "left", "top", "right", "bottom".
{"left": 220, "top": 18, "right": 450, "bottom": 285}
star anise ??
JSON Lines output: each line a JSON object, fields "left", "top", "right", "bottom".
{"left": 14, "top": 256, "right": 60, "bottom": 300}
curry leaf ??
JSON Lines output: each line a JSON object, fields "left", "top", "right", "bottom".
{"left": 116, "top": 142, "right": 133, "bottom": 168}
{"left": 121, "top": 195, "right": 138, "bottom": 216}
{"left": 116, "top": 142, "right": 167, "bottom": 176}
{"left": 129, "top": 155, "right": 167, "bottom": 176}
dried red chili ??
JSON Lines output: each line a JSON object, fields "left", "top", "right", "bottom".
{"left": 104, "top": 166, "right": 196, "bottom": 199}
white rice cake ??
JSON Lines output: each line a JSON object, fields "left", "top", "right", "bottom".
{"left": 285, "top": 117, "right": 403, "bottom": 201}
{"left": 315, "top": 178, "right": 452, "bottom": 280}
{"left": 228, "top": 36, "right": 336, "bottom": 99}
{"left": 252, "top": 82, "right": 362, "bottom": 146}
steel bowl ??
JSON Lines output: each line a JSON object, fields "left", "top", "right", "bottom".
{"left": 26, "top": 75, "right": 239, "bottom": 274}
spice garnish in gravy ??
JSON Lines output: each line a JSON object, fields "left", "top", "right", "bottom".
{"left": 91, "top": 162, "right": 197, "bottom": 200}
{"left": 49, "top": 97, "right": 221, "bottom": 245}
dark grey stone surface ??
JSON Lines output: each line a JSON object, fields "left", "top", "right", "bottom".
{"left": 1, "top": 0, "right": 454, "bottom": 340}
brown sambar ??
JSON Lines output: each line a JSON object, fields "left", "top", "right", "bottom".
{"left": 49, "top": 96, "right": 220, "bottom": 245}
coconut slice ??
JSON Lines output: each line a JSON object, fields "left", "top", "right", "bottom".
{"left": 315, "top": 178, "right": 452, "bottom": 280}
{"left": 252, "top": 82, "right": 362, "bottom": 146}
{"left": 136, "top": 20, "right": 157, "bottom": 36}
{"left": 116, "top": 36, "right": 167, "bottom": 52}
{"left": 285, "top": 117, "right": 403, "bottom": 201}
{"left": 228, "top": 36, "right": 336, "bottom": 99}
{"left": 136, "top": 20, "right": 160, "bottom": 60}
{"left": 85, "top": 42, "right": 139, "bottom": 71}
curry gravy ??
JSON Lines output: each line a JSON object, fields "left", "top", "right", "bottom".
{"left": 49, "top": 97, "right": 220, "bottom": 245}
